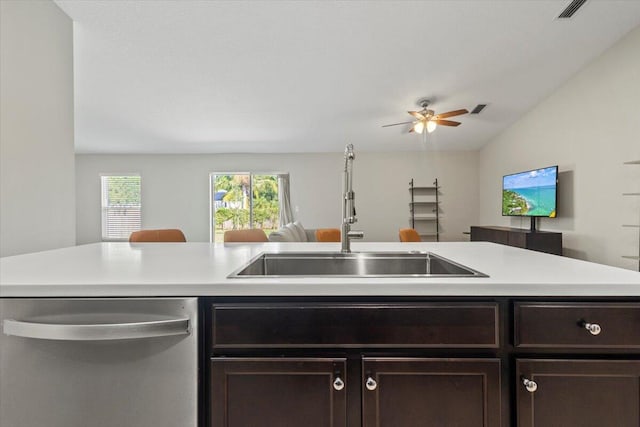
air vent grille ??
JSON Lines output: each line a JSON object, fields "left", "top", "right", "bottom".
{"left": 558, "top": 0, "right": 588, "bottom": 19}
{"left": 470, "top": 104, "right": 487, "bottom": 115}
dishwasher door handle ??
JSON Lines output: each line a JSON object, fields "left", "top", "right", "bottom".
{"left": 2, "top": 317, "right": 191, "bottom": 341}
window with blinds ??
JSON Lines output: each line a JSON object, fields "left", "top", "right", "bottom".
{"left": 101, "top": 175, "right": 141, "bottom": 241}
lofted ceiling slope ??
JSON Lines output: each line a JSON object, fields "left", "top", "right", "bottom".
{"left": 54, "top": 0, "right": 640, "bottom": 153}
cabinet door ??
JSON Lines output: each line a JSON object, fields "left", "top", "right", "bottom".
{"left": 210, "top": 358, "right": 347, "bottom": 427}
{"left": 517, "top": 359, "right": 640, "bottom": 427}
{"left": 362, "top": 358, "right": 501, "bottom": 427}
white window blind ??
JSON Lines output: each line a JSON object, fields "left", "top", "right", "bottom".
{"left": 101, "top": 175, "right": 141, "bottom": 241}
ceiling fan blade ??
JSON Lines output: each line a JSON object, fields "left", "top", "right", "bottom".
{"left": 408, "top": 110, "right": 425, "bottom": 120}
{"left": 435, "top": 119, "right": 462, "bottom": 127}
{"left": 435, "top": 109, "right": 469, "bottom": 119}
{"left": 382, "top": 120, "right": 415, "bottom": 128}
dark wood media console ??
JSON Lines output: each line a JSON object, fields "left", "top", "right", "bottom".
{"left": 470, "top": 225, "right": 562, "bottom": 256}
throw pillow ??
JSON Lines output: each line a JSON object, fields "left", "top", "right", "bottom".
{"left": 285, "top": 223, "right": 304, "bottom": 241}
{"left": 279, "top": 226, "right": 297, "bottom": 242}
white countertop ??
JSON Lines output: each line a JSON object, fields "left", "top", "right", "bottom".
{"left": 1, "top": 242, "right": 639, "bottom": 297}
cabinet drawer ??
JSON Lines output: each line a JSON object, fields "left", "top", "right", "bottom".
{"left": 514, "top": 302, "right": 640, "bottom": 348}
{"left": 212, "top": 303, "right": 499, "bottom": 349}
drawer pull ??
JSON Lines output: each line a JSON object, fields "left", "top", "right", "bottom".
{"left": 583, "top": 322, "right": 602, "bottom": 336}
{"left": 333, "top": 376, "right": 345, "bottom": 391}
{"left": 365, "top": 376, "right": 378, "bottom": 391}
{"left": 522, "top": 377, "right": 538, "bottom": 393}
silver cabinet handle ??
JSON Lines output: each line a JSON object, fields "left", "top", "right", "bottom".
{"left": 333, "top": 376, "right": 345, "bottom": 391}
{"left": 583, "top": 322, "right": 602, "bottom": 336}
{"left": 522, "top": 377, "right": 537, "bottom": 393}
{"left": 2, "top": 317, "right": 190, "bottom": 341}
{"left": 365, "top": 376, "right": 377, "bottom": 391}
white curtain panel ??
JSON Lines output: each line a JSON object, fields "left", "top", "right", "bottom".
{"left": 278, "top": 173, "right": 293, "bottom": 227}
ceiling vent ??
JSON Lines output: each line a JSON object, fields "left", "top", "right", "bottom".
{"left": 557, "top": 0, "right": 588, "bottom": 19}
{"left": 470, "top": 104, "right": 487, "bottom": 115}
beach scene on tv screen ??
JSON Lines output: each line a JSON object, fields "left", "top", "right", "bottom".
{"left": 502, "top": 167, "right": 557, "bottom": 217}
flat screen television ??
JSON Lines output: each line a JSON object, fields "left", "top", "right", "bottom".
{"left": 502, "top": 166, "right": 558, "bottom": 225}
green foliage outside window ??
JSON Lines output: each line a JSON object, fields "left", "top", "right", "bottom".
{"left": 106, "top": 176, "right": 140, "bottom": 206}
{"left": 212, "top": 174, "right": 280, "bottom": 241}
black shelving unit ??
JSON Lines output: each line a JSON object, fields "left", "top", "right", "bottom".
{"left": 623, "top": 160, "right": 640, "bottom": 271}
{"left": 409, "top": 178, "right": 440, "bottom": 241}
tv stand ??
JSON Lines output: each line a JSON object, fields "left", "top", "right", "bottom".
{"left": 530, "top": 217, "right": 536, "bottom": 232}
{"left": 470, "top": 226, "right": 562, "bottom": 256}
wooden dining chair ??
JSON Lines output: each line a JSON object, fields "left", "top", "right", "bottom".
{"left": 315, "top": 228, "right": 341, "bottom": 242}
{"left": 223, "top": 229, "right": 269, "bottom": 242}
{"left": 129, "top": 229, "right": 187, "bottom": 242}
{"left": 399, "top": 228, "right": 421, "bottom": 242}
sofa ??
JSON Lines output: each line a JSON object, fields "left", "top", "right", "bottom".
{"left": 268, "top": 222, "right": 341, "bottom": 243}
{"left": 268, "top": 221, "right": 317, "bottom": 242}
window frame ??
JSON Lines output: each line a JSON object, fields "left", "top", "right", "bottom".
{"left": 100, "top": 173, "right": 142, "bottom": 242}
{"left": 209, "top": 171, "right": 287, "bottom": 242}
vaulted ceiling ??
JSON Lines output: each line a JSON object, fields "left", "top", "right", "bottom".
{"left": 55, "top": 0, "right": 640, "bottom": 153}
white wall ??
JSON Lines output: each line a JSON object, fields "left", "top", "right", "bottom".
{"left": 0, "top": 0, "right": 75, "bottom": 257}
{"left": 478, "top": 26, "right": 640, "bottom": 270}
{"left": 76, "top": 151, "right": 478, "bottom": 244}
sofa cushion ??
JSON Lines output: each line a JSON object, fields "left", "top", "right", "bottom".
{"left": 284, "top": 223, "right": 303, "bottom": 241}
{"left": 304, "top": 229, "right": 316, "bottom": 242}
{"left": 268, "top": 227, "right": 297, "bottom": 242}
{"left": 292, "top": 221, "right": 308, "bottom": 242}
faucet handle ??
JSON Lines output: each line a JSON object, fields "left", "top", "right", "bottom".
{"left": 347, "top": 230, "right": 364, "bottom": 239}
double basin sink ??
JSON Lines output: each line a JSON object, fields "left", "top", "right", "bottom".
{"left": 229, "top": 251, "right": 487, "bottom": 278}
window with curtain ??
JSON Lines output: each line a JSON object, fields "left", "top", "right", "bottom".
{"left": 101, "top": 174, "right": 141, "bottom": 241}
{"left": 210, "top": 173, "right": 291, "bottom": 242}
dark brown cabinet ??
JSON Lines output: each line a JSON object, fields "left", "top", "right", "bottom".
{"left": 515, "top": 301, "right": 640, "bottom": 427}
{"left": 362, "top": 358, "right": 501, "bottom": 427}
{"left": 516, "top": 359, "right": 640, "bottom": 427}
{"left": 208, "top": 302, "right": 503, "bottom": 427}
{"left": 210, "top": 358, "right": 347, "bottom": 427}
{"left": 470, "top": 226, "right": 562, "bottom": 255}
{"left": 210, "top": 356, "right": 501, "bottom": 427}
{"left": 206, "top": 298, "right": 640, "bottom": 427}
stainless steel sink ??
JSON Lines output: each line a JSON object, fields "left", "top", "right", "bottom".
{"left": 228, "top": 252, "right": 488, "bottom": 278}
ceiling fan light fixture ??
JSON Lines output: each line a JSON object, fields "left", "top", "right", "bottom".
{"left": 382, "top": 99, "right": 468, "bottom": 137}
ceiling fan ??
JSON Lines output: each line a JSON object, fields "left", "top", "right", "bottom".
{"left": 382, "top": 99, "right": 469, "bottom": 134}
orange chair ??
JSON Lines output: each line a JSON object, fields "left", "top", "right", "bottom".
{"left": 315, "top": 228, "right": 341, "bottom": 242}
{"left": 129, "top": 229, "right": 186, "bottom": 242}
{"left": 223, "top": 229, "right": 269, "bottom": 243}
{"left": 399, "top": 228, "right": 421, "bottom": 242}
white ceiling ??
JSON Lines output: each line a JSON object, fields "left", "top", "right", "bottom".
{"left": 55, "top": 0, "right": 640, "bottom": 154}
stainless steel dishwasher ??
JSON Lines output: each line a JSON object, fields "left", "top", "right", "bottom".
{"left": 0, "top": 298, "right": 198, "bottom": 427}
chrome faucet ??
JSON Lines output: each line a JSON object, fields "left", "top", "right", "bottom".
{"left": 341, "top": 144, "right": 364, "bottom": 253}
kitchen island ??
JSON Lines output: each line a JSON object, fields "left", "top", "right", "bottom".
{"left": 1, "top": 241, "right": 638, "bottom": 296}
{"left": 1, "top": 242, "right": 639, "bottom": 427}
